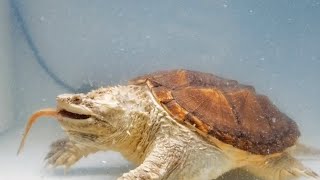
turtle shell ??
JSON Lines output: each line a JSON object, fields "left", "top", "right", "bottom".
{"left": 129, "top": 69, "right": 300, "bottom": 155}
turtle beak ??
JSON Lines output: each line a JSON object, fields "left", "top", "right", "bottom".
{"left": 56, "top": 94, "right": 92, "bottom": 120}
{"left": 58, "top": 109, "right": 91, "bottom": 120}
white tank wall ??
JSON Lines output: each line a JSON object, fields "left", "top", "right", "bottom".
{"left": 0, "top": 0, "right": 13, "bottom": 132}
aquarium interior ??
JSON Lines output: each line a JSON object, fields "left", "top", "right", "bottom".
{"left": 1, "top": 0, "right": 320, "bottom": 179}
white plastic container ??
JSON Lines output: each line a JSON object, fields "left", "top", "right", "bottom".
{"left": 0, "top": 0, "right": 13, "bottom": 133}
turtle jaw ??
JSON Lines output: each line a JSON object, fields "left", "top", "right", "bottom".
{"left": 56, "top": 94, "right": 95, "bottom": 122}
{"left": 57, "top": 109, "right": 91, "bottom": 120}
{"left": 57, "top": 104, "right": 92, "bottom": 122}
{"left": 56, "top": 99, "right": 92, "bottom": 120}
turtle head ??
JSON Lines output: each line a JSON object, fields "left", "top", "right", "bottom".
{"left": 56, "top": 87, "right": 129, "bottom": 149}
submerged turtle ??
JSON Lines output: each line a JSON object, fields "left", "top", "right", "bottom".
{"left": 18, "top": 69, "right": 319, "bottom": 180}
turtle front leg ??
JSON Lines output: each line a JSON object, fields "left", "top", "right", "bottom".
{"left": 118, "top": 140, "right": 185, "bottom": 180}
{"left": 45, "top": 138, "right": 98, "bottom": 169}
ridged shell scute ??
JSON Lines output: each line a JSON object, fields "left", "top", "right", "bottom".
{"left": 129, "top": 69, "right": 300, "bottom": 155}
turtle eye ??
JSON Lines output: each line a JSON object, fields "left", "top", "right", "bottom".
{"left": 70, "top": 95, "right": 82, "bottom": 104}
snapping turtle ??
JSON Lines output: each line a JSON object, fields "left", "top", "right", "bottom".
{"left": 18, "top": 69, "right": 319, "bottom": 180}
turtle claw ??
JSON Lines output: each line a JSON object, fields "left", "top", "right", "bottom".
{"left": 44, "top": 138, "right": 81, "bottom": 169}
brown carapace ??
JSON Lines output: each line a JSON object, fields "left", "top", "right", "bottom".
{"left": 130, "top": 69, "right": 300, "bottom": 155}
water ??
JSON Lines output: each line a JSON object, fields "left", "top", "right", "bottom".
{"left": 1, "top": 0, "right": 319, "bottom": 179}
